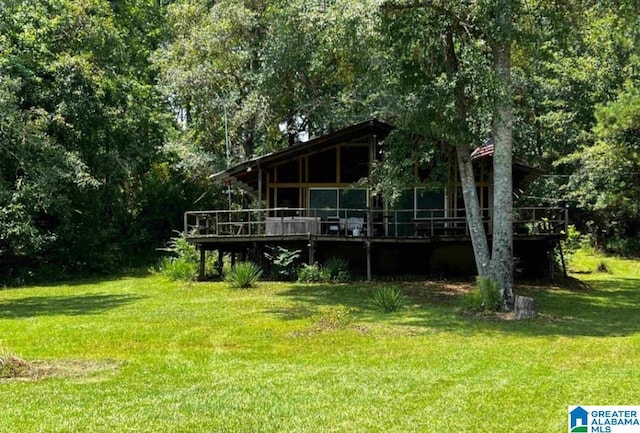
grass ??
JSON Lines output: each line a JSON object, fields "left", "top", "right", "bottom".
{"left": 1, "top": 251, "right": 639, "bottom": 432}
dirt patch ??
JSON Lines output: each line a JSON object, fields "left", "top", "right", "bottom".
{"left": 1, "top": 355, "right": 123, "bottom": 382}
{"left": 393, "top": 280, "right": 475, "bottom": 304}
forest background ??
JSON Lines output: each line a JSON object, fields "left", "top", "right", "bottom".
{"left": 1, "top": 0, "right": 639, "bottom": 285}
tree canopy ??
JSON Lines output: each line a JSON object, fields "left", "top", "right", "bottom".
{"left": 2, "top": 0, "right": 639, "bottom": 285}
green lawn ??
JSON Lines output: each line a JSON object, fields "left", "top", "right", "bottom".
{"left": 1, "top": 254, "right": 639, "bottom": 432}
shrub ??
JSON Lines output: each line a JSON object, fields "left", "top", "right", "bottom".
{"left": 604, "top": 235, "right": 640, "bottom": 257}
{"left": 370, "top": 286, "right": 407, "bottom": 313}
{"left": 462, "top": 276, "right": 501, "bottom": 312}
{"left": 155, "top": 257, "right": 198, "bottom": 282}
{"left": 297, "top": 263, "right": 330, "bottom": 283}
{"left": 225, "top": 262, "right": 263, "bottom": 289}
{"left": 157, "top": 232, "right": 198, "bottom": 263}
{"left": 153, "top": 232, "right": 199, "bottom": 281}
{"left": 559, "top": 225, "right": 591, "bottom": 269}
{"left": 264, "top": 246, "right": 302, "bottom": 280}
{"left": 324, "top": 257, "right": 350, "bottom": 282}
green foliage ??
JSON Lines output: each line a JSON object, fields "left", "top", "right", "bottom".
{"left": 224, "top": 262, "right": 263, "bottom": 289}
{"left": 559, "top": 225, "right": 593, "bottom": 269}
{"left": 462, "top": 277, "right": 502, "bottom": 312}
{"left": 323, "top": 257, "right": 351, "bottom": 282}
{"left": 604, "top": 236, "right": 640, "bottom": 257}
{"left": 0, "top": 0, "right": 188, "bottom": 283}
{"left": 264, "top": 246, "right": 302, "bottom": 281}
{"left": 154, "top": 257, "right": 197, "bottom": 282}
{"left": 297, "top": 258, "right": 351, "bottom": 284}
{"left": 562, "top": 87, "right": 640, "bottom": 254}
{"left": 370, "top": 286, "right": 407, "bottom": 313}
{"left": 157, "top": 232, "right": 199, "bottom": 264}
{"left": 153, "top": 233, "right": 198, "bottom": 281}
{"left": 297, "top": 263, "right": 330, "bottom": 284}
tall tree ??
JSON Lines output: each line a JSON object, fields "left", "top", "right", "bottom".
{"left": 0, "top": 0, "right": 173, "bottom": 281}
{"left": 375, "top": 0, "right": 517, "bottom": 305}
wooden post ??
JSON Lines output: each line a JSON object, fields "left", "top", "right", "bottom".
{"left": 217, "top": 249, "right": 224, "bottom": 277}
{"left": 199, "top": 246, "right": 206, "bottom": 281}
{"left": 558, "top": 242, "right": 567, "bottom": 278}
{"left": 258, "top": 165, "right": 263, "bottom": 234}
{"left": 365, "top": 240, "right": 372, "bottom": 282}
{"left": 231, "top": 252, "right": 236, "bottom": 269}
{"left": 308, "top": 238, "right": 315, "bottom": 265}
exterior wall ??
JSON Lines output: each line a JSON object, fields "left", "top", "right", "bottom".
{"left": 262, "top": 133, "right": 495, "bottom": 237}
{"left": 265, "top": 138, "right": 373, "bottom": 217}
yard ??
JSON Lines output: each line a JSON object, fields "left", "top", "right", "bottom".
{"left": 1, "top": 251, "right": 639, "bottom": 432}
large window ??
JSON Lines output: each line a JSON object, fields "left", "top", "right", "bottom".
{"left": 415, "top": 188, "right": 445, "bottom": 218}
{"left": 309, "top": 188, "right": 368, "bottom": 218}
{"left": 387, "top": 187, "right": 446, "bottom": 236}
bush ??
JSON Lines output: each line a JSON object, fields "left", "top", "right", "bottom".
{"left": 155, "top": 257, "right": 198, "bottom": 282}
{"left": 297, "top": 263, "right": 330, "bottom": 283}
{"left": 370, "top": 286, "right": 407, "bottom": 313}
{"left": 158, "top": 232, "right": 198, "bottom": 263}
{"left": 225, "top": 262, "right": 263, "bottom": 289}
{"left": 559, "top": 225, "right": 591, "bottom": 268}
{"left": 297, "top": 258, "right": 351, "bottom": 283}
{"left": 462, "top": 277, "right": 501, "bottom": 312}
{"left": 152, "top": 232, "right": 199, "bottom": 281}
{"left": 264, "top": 246, "right": 301, "bottom": 280}
{"left": 604, "top": 235, "right": 640, "bottom": 257}
{"left": 323, "top": 257, "right": 350, "bottom": 282}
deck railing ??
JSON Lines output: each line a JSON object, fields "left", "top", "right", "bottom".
{"left": 184, "top": 207, "right": 568, "bottom": 239}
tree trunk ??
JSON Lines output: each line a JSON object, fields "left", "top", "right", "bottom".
{"left": 443, "top": 28, "right": 491, "bottom": 278}
{"left": 456, "top": 145, "right": 490, "bottom": 276}
{"left": 489, "top": 0, "right": 515, "bottom": 309}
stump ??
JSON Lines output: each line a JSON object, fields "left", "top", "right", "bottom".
{"left": 514, "top": 295, "right": 538, "bottom": 320}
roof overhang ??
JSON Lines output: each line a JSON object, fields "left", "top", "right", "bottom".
{"left": 210, "top": 119, "right": 395, "bottom": 193}
{"left": 471, "top": 142, "right": 544, "bottom": 195}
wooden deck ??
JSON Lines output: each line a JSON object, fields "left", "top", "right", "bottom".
{"left": 184, "top": 206, "right": 568, "bottom": 243}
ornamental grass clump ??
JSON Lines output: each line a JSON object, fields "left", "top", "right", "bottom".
{"left": 224, "top": 262, "right": 263, "bottom": 289}
{"left": 370, "top": 286, "right": 407, "bottom": 313}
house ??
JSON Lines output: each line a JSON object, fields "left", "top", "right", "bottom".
{"left": 185, "top": 119, "right": 566, "bottom": 279}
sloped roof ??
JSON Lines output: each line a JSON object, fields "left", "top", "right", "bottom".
{"left": 211, "top": 119, "right": 543, "bottom": 196}
{"left": 210, "top": 119, "right": 395, "bottom": 192}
